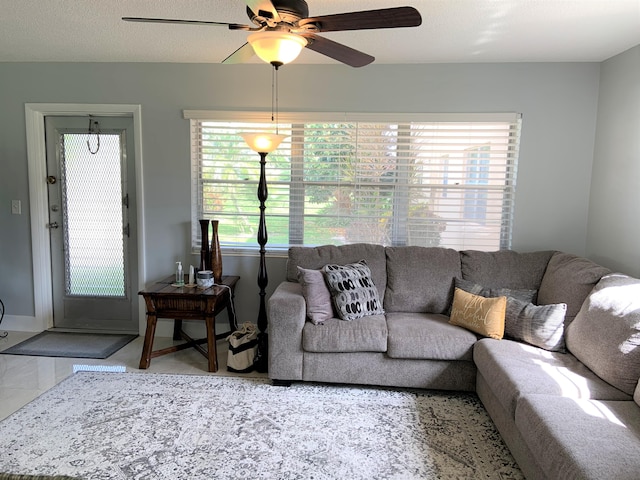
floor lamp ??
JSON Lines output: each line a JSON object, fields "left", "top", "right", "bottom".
{"left": 239, "top": 34, "right": 298, "bottom": 371}
{"left": 240, "top": 132, "right": 287, "bottom": 373}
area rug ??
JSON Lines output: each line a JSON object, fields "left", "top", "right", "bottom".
{"left": 0, "top": 331, "right": 137, "bottom": 359}
{"left": 0, "top": 372, "right": 523, "bottom": 480}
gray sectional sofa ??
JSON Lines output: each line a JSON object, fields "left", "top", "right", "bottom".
{"left": 267, "top": 243, "right": 640, "bottom": 479}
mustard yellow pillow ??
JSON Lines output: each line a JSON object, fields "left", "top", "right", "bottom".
{"left": 449, "top": 288, "right": 507, "bottom": 339}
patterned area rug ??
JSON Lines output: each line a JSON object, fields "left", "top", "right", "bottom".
{"left": 0, "top": 373, "right": 523, "bottom": 479}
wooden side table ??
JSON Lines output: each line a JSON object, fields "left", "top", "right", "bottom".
{"left": 138, "top": 275, "right": 239, "bottom": 372}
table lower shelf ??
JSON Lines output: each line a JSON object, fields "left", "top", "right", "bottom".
{"left": 148, "top": 327, "right": 233, "bottom": 361}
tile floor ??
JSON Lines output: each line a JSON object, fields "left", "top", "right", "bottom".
{"left": 0, "top": 331, "right": 267, "bottom": 421}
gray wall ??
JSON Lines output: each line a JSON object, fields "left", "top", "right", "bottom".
{"left": 587, "top": 45, "right": 640, "bottom": 277}
{"left": 0, "top": 61, "right": 603, "bottom": 333}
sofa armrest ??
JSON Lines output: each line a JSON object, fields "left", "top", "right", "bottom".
{"left": 267, "top": 281, "right": 306, "bottom": 381}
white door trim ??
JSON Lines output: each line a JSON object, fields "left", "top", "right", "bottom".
{"left": 25, "top": 103, "right": 145, "bottom": 332}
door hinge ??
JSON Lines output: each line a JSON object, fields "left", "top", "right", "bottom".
{"left": 123, "top": 194, "right": 129, "bottom": 208}
{"left": 123, "top": 223, "right": 130, "bottom": 238}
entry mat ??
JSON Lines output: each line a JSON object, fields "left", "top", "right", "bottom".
{"left": 0, "top": 331, "right": 137, "bottom": 359}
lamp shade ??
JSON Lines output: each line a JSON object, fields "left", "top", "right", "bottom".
{"left": 240, "top": 132, "right": 288, "bottom": 153}
{"left": 247, "top": 31, "right": 307, "bottom": 66}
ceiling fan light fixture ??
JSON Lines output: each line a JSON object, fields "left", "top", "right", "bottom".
{"left": 247, "top": 31, "right": 307, "bottom": 66}
{"left": 240, "top": 132, "right": 288, "bottom": 153}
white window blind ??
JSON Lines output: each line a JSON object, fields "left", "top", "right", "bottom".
{"left": 185, "top": 111, "right": 522, "bottom": 252}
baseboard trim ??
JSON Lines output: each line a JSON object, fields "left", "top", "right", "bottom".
{"left": 0, "top": 314, "right": 45, "bottom": 332}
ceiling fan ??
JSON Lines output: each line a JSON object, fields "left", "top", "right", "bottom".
{"left": 123, "top": 0, "right": 422, "bottom": 68}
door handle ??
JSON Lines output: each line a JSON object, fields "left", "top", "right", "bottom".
{"left": 48, "top": 222, "right": 59, "bottom": 229}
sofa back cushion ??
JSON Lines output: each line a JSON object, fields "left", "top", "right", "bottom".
{"left": 460, "top": 249, "right": 554, "bottom": 293}
{"left": 287, "top": 243, "right": 387, "bottom": 297}
{"left": 565, "top": 273, "right": 640, "bottom": 396}
{"left": 537, "top": 251, "right": 611, "bottom": 326}
{"left": 384, "top": 246, "right": 461, "bottom": 314}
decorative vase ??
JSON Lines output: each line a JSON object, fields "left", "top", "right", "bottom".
{"left": 210, "top": 220, "right": 223, "bottom": 283}
{"left": 199, "top": 219, "right": 210, "bottom": 271}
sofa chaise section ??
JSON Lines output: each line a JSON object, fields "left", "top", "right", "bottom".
{"left": 474, "top": 339, "right": 631, "bottom": 420}
{"left": 475, "top": 265, "right": 640, "bottom": 480}
{"left": 515, "top": 394, "right": 640, "bottom": 480}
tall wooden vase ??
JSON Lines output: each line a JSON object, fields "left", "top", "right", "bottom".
{"left": 210, "top": 220, "right": 223, "bottom": 283}
{"left": 199, "top": 219, "right": 210, "bottom": 271}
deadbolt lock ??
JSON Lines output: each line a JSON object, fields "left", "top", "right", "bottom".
{"left": 47, "top": 176, "right": 57, "bottom": 184}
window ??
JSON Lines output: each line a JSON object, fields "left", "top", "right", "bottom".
{"left": 185, "top": 111, "right": 522, "bottom": 252}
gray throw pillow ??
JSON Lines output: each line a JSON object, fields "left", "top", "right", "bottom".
{"left": 454, "top": 278, "right": 566, "bottom": 351}
{"left": 323, "top": 260, "right": 384, "bottom": 321}
{"left": 566, "top": 273, "right": 640, "bottom": 395}
{"left": 505, "top": 299, "right": 567, "bottom": 352}
{"left": 297, "top": 266, "right": 334, "bottom": 324}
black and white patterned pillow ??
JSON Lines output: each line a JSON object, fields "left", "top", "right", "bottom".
{"left": 322, "top": 260, "right": 384, "bottom": 321}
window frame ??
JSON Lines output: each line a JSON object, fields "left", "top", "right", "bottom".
{"left": 185, "top": 110, "right": 522, "bottom": 254}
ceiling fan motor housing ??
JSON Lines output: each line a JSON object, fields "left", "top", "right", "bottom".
{"left": 247, "top": 0, "right": 309, "bottom": 27}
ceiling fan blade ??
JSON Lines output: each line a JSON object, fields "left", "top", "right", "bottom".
{"left": 298, "top": 6, "right": 421, "bottom": 32}
{"left": 243, "top": 0, "right": 281, "bottom": 22}
{"left": 221, "top": 42, "right": 256, "bottom": 64}
{"left": 300, "top": 34, "right": 374, "bottom": 68}
{"left": 122, "top": 17, "right": 251, "bottom": 31}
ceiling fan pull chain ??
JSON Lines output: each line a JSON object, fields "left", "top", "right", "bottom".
{"left": 272, "top": 65, "right": 280, "bottom": 134}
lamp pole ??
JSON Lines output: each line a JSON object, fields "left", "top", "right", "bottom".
{"left": 239, "top": 128, "right": 287, "bottom": 375}
{"left": 254, "top": 150, "right": 269, "bottom": 373}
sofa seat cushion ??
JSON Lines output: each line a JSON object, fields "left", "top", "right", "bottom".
{"left": 474, "top": 338, "right": 630, "bottom": 419}
{"left": 384, "top": 246, "right": 461, "bottom": 314}
{"left": 386, "top": 312, "right": 478, "bottom": 361}
{"left": 302, "top": 315, "right": 387, "bottom": 353}
{"left": 516, "top": 394, "right": 640, "bottom": 480}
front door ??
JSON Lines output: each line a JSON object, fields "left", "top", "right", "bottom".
{"left": 45, "top": 116, "right": 138, "bottom": 332}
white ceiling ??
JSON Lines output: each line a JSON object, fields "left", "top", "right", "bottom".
{"left": 1, "top": 0, "right": 639, "bottom": 65}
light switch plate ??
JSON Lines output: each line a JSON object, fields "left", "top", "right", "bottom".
{"left": 11, "top": 200, "right": 21, "bottom": 215}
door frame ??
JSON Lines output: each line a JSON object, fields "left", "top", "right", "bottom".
{"left": 25, "top": 103, "right": 146, "bottom": 334}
